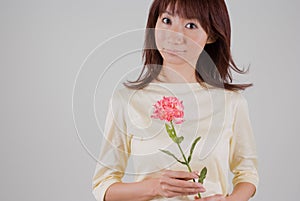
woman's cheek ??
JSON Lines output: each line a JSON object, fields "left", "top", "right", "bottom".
{"left": 155, "top": 29, "right": 166, "bottom": 50}
{"left": 189, "top": 37, "right": 207, "bottom": 56}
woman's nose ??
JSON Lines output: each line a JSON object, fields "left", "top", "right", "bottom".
{"left": 167, "top": 27, "right": 185, "bottom": 44}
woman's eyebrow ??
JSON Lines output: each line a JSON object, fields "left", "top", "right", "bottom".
{"left": 162, "top": 11, "right": 174, "bottom": 16}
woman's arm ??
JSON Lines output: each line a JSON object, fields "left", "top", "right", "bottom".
{"left": 225, "top": 94, "right": 258, "bottom": 201}
{"left": 227, "top": 182, "right": 256, "bottom": 201}
{"left": 104, "top": 170, "right": 206, "bottom": 201}
{"left": 195, "top": 182, "right": 255, "bottom": 201}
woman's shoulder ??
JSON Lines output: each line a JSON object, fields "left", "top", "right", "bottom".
{"left": 224, "top": 89, "right": 249, "bottom": 111}
{"left": 226, "top": 88, "right": 245, "bottom": 98}
{"left": 111, "top": 85, "right": 140, "bottom": 104}
{"left": 114, "top": 85, "right": 141, "bottom": 95}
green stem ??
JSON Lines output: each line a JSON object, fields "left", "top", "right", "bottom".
{"left": 176, "top": 143, "right": 192, "bottom": 171}
{"left": 170, "top": 121, "right": 202, "bottom": 199}
{"left": 176, "top": 143, "right": 201, "bottom": 198}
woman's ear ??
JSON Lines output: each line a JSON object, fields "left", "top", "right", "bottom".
{"left": 206, "top": 35, "right": 217, "bottom": 44}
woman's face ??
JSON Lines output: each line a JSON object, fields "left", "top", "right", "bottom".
{"left": 155, "top": 9, "right": 209, "bottom": 67}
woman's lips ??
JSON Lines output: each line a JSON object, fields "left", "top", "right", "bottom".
{"left": 163, "top": 48, "right": 186, "bottom": 55}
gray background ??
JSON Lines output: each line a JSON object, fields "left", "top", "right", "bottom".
{"left": 1, "top": 0, "right": 299, "bottom": 200}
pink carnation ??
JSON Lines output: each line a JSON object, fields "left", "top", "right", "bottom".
{"left": 151, "top": 96, "right": 184, "bottom": 124}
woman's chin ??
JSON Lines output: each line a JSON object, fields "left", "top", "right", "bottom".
{"left": 162, "top": 54, "right": 187, "bottom": 64}
{"left": 162, "top": 56, "right": 197, "bottom": 67}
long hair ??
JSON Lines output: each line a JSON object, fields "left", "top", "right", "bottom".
{"left": 124, "top": 0, "right": 252, "bottom": 91}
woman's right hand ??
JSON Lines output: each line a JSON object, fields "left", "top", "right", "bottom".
{"left": 151, "top": 170, "right": 206, "bottom": 198}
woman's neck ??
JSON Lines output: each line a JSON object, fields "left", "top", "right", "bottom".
{"left": 157, "top": 62, "right": 197, "bottom": 83}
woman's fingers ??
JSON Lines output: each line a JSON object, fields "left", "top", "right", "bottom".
{"left": 161, "top": 177, "right": 205, "bottom": 192}
{"left": 161, "top": 182, "right": 204, "bottom": 194}
{"left": 161, "top": 170, "right": 205, "bottom": 190}
{"left": 154, "top": 170, "right": 206, "bottom": 198}
{"left": 162, "top": 170, "right": 199, "bottom": 180}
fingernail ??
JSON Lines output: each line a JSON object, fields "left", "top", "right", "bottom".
{"left": 197, "top": 183, "right": 204, "bottom": 188}
{"left": 198, "top": 187, "right": 206, "bottom": 192}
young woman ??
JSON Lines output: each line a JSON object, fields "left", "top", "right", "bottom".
{"left": 92, "top": 0, "right": 259, "bottom": 200}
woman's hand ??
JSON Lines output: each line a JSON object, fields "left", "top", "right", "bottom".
{"left": 151, "top": 170, "right": 206, "bottom": 198}
{"left": 194, "top": 194, "right": 228, "bottom": 201}
{"left": 194, "top": 182, "right": 256, "bottom": 201}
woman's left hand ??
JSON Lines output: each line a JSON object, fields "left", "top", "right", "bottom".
{"left": 194, "top": 194, "right": 230, "bottom": 201}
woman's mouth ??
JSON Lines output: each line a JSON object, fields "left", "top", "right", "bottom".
{"left": 162, "top": 48, "right": 186, "bottom": 55}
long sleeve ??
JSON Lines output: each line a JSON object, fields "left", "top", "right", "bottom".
{"left": 229, "top": 94, "right": 259, "bottom": 189}
{"left": 92, "top": 91, "right": 132, "bottom": 201}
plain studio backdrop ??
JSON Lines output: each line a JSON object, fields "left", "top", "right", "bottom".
{"left": 1, "top": 0, "right": 299, "bottom": 200}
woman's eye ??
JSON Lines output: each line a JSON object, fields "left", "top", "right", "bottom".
{"left": 185, "top": 23, "right": 198, "bottom": 29}
{"left": 162, "top": 17, "right": 171, "bottom": 24}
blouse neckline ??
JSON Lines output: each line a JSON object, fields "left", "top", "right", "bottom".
{"left": 147, "top": 82, "right": 214, "bottom": 90}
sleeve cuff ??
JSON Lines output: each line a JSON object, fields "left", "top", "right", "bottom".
{"left": 233, "top": 176, "right": 259, "bottom": 189}
{"left": 92, "top": 178, "right": 121, "bottom": 201}
{"left": 233, "top": 176, "right": 259, "bottom": 197}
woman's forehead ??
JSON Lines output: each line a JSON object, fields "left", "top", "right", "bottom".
{"left": 158, "top": 2, "right": 202, "bottom": 20}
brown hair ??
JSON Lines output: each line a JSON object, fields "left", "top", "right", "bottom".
{"left": 124, "top": 0, "right": 252, "bottom": 91}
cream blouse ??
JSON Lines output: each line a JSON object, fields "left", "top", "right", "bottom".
{"left": 92, "top": 82, "right": 259, "bottom": 201}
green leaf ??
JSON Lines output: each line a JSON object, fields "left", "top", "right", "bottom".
{"left": 187, "top": 136, "right": 201, "bottom": 163}
{"left": 165, "top": 123, "right": 172, "bottom": 131}
{"left": 174, "top": 136, "right": 184, "bottom": 144}
{"left": 159, "top": 149, "right": 186, "bottom": 165}
{"left": 165, "top": 123, "right": 176, "bottom": 139}
{"left": 198, "top": 167, "right": 207, "bottom": 184}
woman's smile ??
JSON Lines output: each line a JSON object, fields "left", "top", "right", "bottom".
{"left": 162, "top": 48, "right": 187, "bottom": 56}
